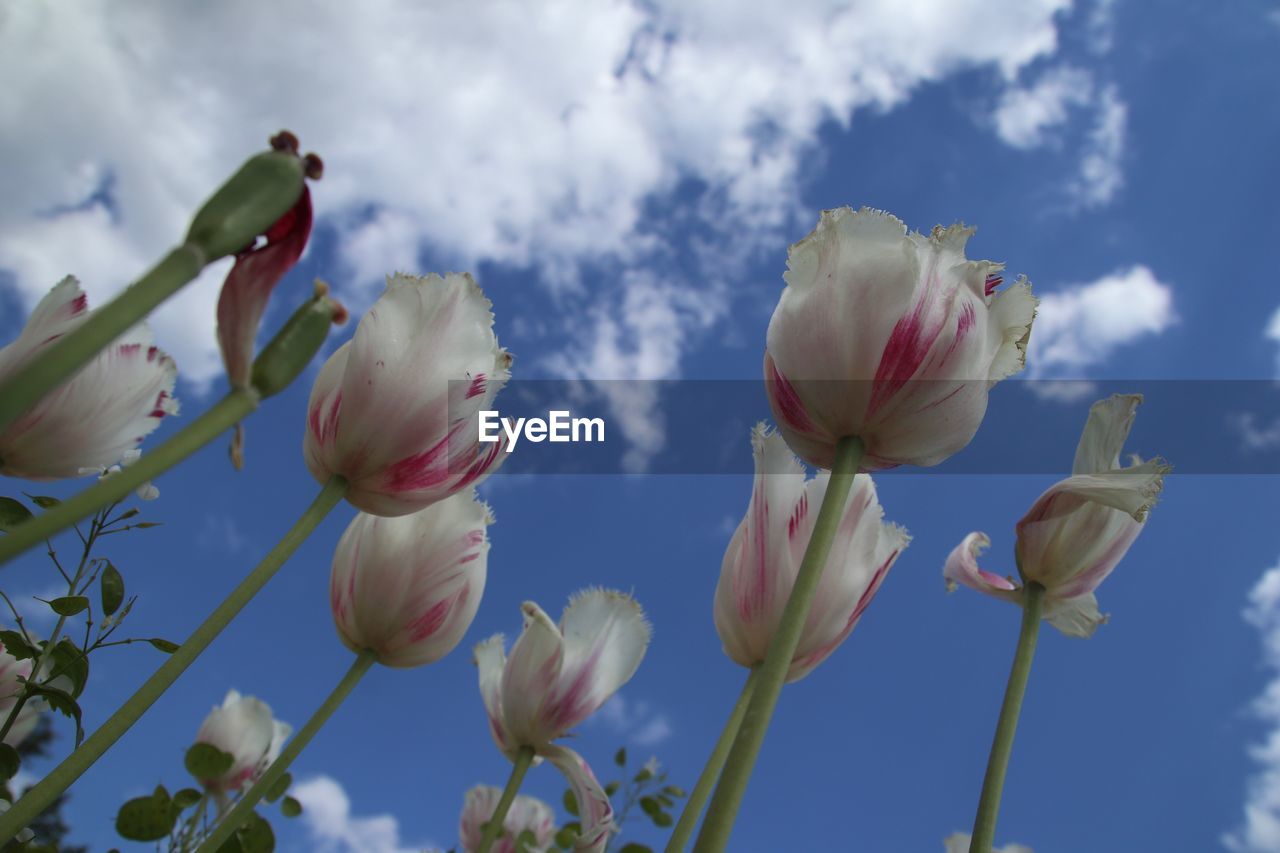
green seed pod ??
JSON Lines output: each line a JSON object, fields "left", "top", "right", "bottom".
{"left": 250, "top": 281, "right": 347, "bottom": 399}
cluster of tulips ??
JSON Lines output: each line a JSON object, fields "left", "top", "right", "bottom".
{"left": 0, "top": 132, "right": 1168, "bottom": 852}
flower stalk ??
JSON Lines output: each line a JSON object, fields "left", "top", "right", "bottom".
{"left": 475, "top": 746, "right": 537, "bottom": 853}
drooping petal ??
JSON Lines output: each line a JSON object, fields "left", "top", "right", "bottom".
{"left": 543, "top": 745, "right": 614, "bottom": 853}
{"left": 1071, "top": 393, "right": 1142, "bottom": 476}
{"left": 1043, "top": 592, "right": 1109, "bottom": 639}
{"left": 943, "top": 532, "right": 1020, "bottom": 599}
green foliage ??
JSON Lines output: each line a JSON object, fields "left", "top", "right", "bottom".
{"left": 562, "top": 788, "right": 579, "bottom": 817}
{"left": 264, "top": 772, "right": 292, "bottom": 804}
{"left": 148, "top": 638, "right": 181, "bottom": 654}
{"left": 24, "top": 495, "right": 60, "bottom": 509}
{"left": 115, "top": 786, "right": 176, "bottom": 842}
{"left": 25, "top": 682, "right": 84, "bottom": 745}
{"left": 280, "top": 796, "right": 303, "bottom": 819}
{"left": 0, "top": 744, "right": 19, "bottom": 781}
{"left": 614, "top": 747, "right": 627, "bottom": 767}
{"left": 100, "top": 563, "right": 124, "bottom": 617}
{"left": 173, "top": 788, "right": 203, "bottom": 809}
{"left": 45, "top": 596, "right": 89, "bottom": 617}
{"left": 185, "top": 742, "right": 235, "bottom": 781}
{"left": 215, "top": 811, "right": 276, "bottom": 853}
{"left": 618, "top": 845, "right": 653, "bottom": 853}
{"left": 0, "top": 496, "right": 33, "bottom": 530}
{"left": 0, "top": 630, "right": 35, "bottom": 661}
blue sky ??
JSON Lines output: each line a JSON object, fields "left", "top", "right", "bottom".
{"left": 3, "top": 0, "right": 1280, "bottom": 850}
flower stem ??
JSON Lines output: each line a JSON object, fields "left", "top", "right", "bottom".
{"left": 0, "top": 246, "right": 206, "bottom": 435}
{"left": 968, "top": 582, "right": 1045, "bottom": 853}
{"left": 197, "top": 650, "right": 377, "bottom": 852}
{"left": 0, "top": 477, "right": 347, "bottom": 844}
{"left": 666, "top": 668, "right": 760, "bottom": 852}
{"left": 476, "top": 745, "right": 537, "bottom": 853}
{"left": 693, "top": 435, "right": 864, "bottom": 852}
{"left": 0, "top": 389, "right": 260, "bottom": 567}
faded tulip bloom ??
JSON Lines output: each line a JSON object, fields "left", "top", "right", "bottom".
{"left": 0, "top": 633, "right": 44, "bottom": 748}
{"left": 475, "top": 589, "right": 651, "bottom": 851}
{"left": 330, "top": 491, "right": 489, "bottom": 668}
{"left": 194, "top": 689, "right": 291, "bottom": 793}
{"left": 305, "top": 272, "right": 512, "bottom": 516}
{"left": 0, "top": 277, "right": 179, "bottom": 480}
{"left": 459, "top": 785, "right": 555, "bottom": 853}
{"left": 715, "top": 425, "right": 909, "bottom": 682}
{"left": 764, "top": 207, "right": 1036, "bottom": 471}
{"left": 945, "top": 394, "right": 1171, "bottom": 637}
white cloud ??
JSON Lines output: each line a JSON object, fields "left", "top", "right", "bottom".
{"left": 1070, "top": 84, "right": 1128, "bottom": 207}
{"left": 1225, "top": 560, "right": 1280, "bottom": 852}
{"left": 1, "top": 0, "right": 1072, "bottom": 391}
{"left": 1028, "top": 265, "right": 1176, "bottom": 378}
{"left": 1233, "top": 413, "right": 1280, "bottom": 453}
{"left": 594, "top": 693, "right": 673, "bottom": 747}
{"left": 1265, "top": 307, "right": 1280, "bottom": 376}
{"left": 196, "top": 513, "right": 250, "bottom": 556}
{"left": 292, "top": 774, "right": 426, "bottom": 853}
{"left": 992, "top": 66, "right": 1093, "bottom": 149}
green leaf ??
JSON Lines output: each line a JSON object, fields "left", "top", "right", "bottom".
{"left": 651, "top": 811, "right": 673, "bottom": 828}
{"left": 0, "top": 630, "right": 36, "bottom": 661}
{"left": 27, "top": 682, "right": 84, "bottom": 744}
{"left": 633, "top": 767, "right": 653, "bottom": 783}
{"left": 264, "top": 771, "right": 293, "bottom": 803}
{"left": 554, "top": 825, "right": 579, "bottom": 849}
{"left": 185, "top": 742, "right": 235, "bottom": 780}
{"left": 148, "top": 637, "right": 181, "bottom": 654}
{"left": 0, "top": 743, "right": 20, "bottom": 780}
{"left": 662, "top": 785, "right": 687, "bottom": 798}
{"left": 47, "top": 596, "right": 89, "bottom": 617}
{"left": 639, "top": 796, "right": 661, "bottom": 818}
{"left": 115, "top": 789, "right": 176, "bottom": 841}
{"left": 514, "top": 828, "right": 538, "bottom": 852}
{"left": 0, "top": 497, "right": 33, "bottom": 531}
{"left": 619, "top": 845, "right": 654, "bottom": 853}
{"left": 100, "top": 563, "right": 125, "bottom": 617}
{"left": 614, "top": 747, "right": 627, "bottom": 767}
{"left": 280, "top": 795, "right": 303, "bottom": 818}
{"left": 236, "top": 812, "right": 276, "bottom": 853}
{"left": 173, "top": 788, "right": 203, "bottom": 809}
{"left": 133, "top": 521, "right": 163, "bottom": 529}
{"left": 562, "top": 788, "right": 579, "bottom": 817}
{"left": 604, "top": 780, "right": 620, "bottom": 797}
{"left": 48, "top": 638, "right": 90, "bottom": 698}
{"left": 25, "top": 495, "right": 60, "bottom": 509}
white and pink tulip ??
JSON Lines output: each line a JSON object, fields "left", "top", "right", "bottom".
{"left": 458, "top": 785, "right": 555, "bottom": 853}
{"left": 194, "top": 689, "right": 291, "bottom": 794}
{"left": 0, "top": 631, "right": 44, "bottom": 748}
{"left": 764, "top": 207, "right": 1036, "bottom": 471}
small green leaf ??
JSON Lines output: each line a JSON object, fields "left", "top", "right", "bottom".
{"left": 148, "top": 638, "right": 181, "bottom": 654}
{"left": 554, "top": 825, "right": 579, "bottom": 849}
{"left": 562, "top": 788, "right": 579, "bottom": 817}
{"left": 651, "top": 811, "right": 673, "bottom": 828}
{"left": 639, "top": 796, "right": 661, "bottom": 818}
{"left": 27, "top": 682, "right": 84, "bottom": 744}
{"left": 604, "top": 780, "right": 620, "bottom": 797}
{"left": 25, "top": 495, "right": 61, "bottom": 509}
{"left": 0, "top": 743, "right": 20, "bottom": 780}
{"left": 662, "top": 785, "right": 687, "bottom": 798}
{"left": 236, "top": 812, "right": 276, "bottom": 853}
{"left": 264, "top": 771, "right": 293, "bottom": 803}
{"left": 100, "top": 563, "right": 125, "bottom": 617}
{"left": 115, "top": 789, "right": 176, "bottom": 841}
{"left": 633, "top": 767, "right": 653, "bottom": 783}
{"left": 173, "top": 788, "right": 203, "bottom": 809}
{"left": 614, "top": 747, "right": 627, "bottom": 767}
{"left": 280, "top": 795, "right": 303, "bottom": 818}
{"left": 185, "top": 742, "right": 235, "bottom": 780}
{"left": 0, "top": 630, "right": 36, "bottom": 661}
{"left": 133, "top": 521, "right": 163, "bottom": 529}
{"left": 514, "top": 828, "right": 538, "bottom": 852}
{"left": 117, "top": 507, "right": 140, "bottom": 521}
{"left": 48, "top": 638, "right": 90, "bottom": 698}
{"left": 0, "top": 497, "right": 33, "bottom": 531}
{"left": 619, "top": 845, "right": 654, "bottom": 853}
{"left": 46, "top": 596, "right": 89, "bottom": 617}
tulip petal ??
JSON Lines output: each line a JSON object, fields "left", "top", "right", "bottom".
{"left": 1043, "top": 592, "right": 1109, "bottom": 639}
{"left": 501, "top": 602, "right": 564, "bottom": 744}
{"left": 1018, "top": 459, "right": 1170, "bottom": 528}
{"left": 944, "top": 532, "right": 1020, "bottom": 600}
{"left": 542, "top": 744, "right": 614, "bottom": 853}
{"left": 1072, "top": 393, "right": 1142, "bottom": 476}
{"left": 474, "top": 634, "right": 515, "bottom": 755}
{"left": 985, "top": 277, "right": 1037, "bottom": 382}
{"left": 195, "top": 689, "right": 281, "bottom": 791}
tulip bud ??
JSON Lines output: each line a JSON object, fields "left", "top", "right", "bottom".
{"left": 458, "top": 785, "right": 556, "bottom": 853}
{"left": 0, "top": 277, "right": 179, "bottom": 481}
{"left": 193, "top": 689, "right": 291, "bottom": 793}
{"left": 329, "top": 491, "right": 489, "bottom": 668}
{"left": 945, "top": 394, "right": 1171, "bottom": 637}
{"left": 714, "top": 424, "right": 909, "bottom": 682}
{"left": 304, "top": 272, "right": 513, "bottom": 516}
{"left": 764, "top": 207, "right": 1037, "bottom": 471}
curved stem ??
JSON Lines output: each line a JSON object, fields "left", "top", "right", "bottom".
{"left": 693, "top": 435, "right": 864, "bottom": 852}
{"left": 476, "top": 746, "right": 537, "bottom": 853}
{"left": 0, "top": 246, "right": 205, "bottom": 435}
{"left": 666, "top": 668, "right": 759, "bottom": 852}
{"left": 0, "top": 477, "right": 347, "bottom": 844}
{"left": 0, "top": 389, "right": 260, "bottom": 568}
{"left": 198, "top": 650, "right": 377, "bottom": 852}
{"left": 968, "top": 582, "right": 1045, "bottom": 853}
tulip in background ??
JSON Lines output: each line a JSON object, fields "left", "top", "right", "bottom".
{"left": 474, "top": 589, "right": 652, "bottom": 852}
{"left": 0, "top": 633, "right": 45, "bottom": 748}
{"left": 764, "top": 206, "right": 1036, "bottom": 472}
{"left": 0, "top": 276, "right": 179, "bottom": 481}
{"left": 193, "top": 690, "right": 291, "bottom": 798}
{"left": 459, "top": 785, "right": 556, "bottom": 853}
{"left": 305, "top": 272, "right": 513, "bottom": 516}
{"left": 944, "top": 833, "right": 1033, "bottom": 853}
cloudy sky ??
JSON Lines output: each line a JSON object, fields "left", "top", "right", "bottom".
{"left": 2, "top": 0, "right": 1280, "bottom": 850}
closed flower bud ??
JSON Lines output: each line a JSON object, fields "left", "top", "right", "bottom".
{"left": 945, "top": 394, "right": 1171, "bottom": 637}
{"left": 194, "top": 689, "right": 291, "bottom": 793}
{"left": 765, "top": 207, "right": 1036, "bottom": 471}
{"left": 0, "top": 277, "right": 179, "bottom": 480}
{"left": 330, "top": 491, "right": 489, "bottom": 668}
{"left": 715, "top": 425, "right": 908, "bottom": 682}
{"left": 458, "top": 785, "right": 555, "bottom": 853}
{"left": 304, "top": 272, "right": 512, "bottom": 516}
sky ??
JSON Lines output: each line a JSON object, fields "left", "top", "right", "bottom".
{"left": 2, "top": 0, "right": 1280, "bottom": 850}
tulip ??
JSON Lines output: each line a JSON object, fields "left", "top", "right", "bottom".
{"left": 0, "top": 633, "right": 44, "bottom": 748}
{"left": 714, "top": 424, "right": 908, "bottom": 682}
{"left": 330, "top": 491, "right": 489, "bottom": 668}
{"left": 304, "top": 272, "right": 512, "bottom": 516}
{"left": 944, "top": 833, "right": 1033, "bottom": 853}
{"left": 764, "top": 206, "right": 1036, "bottom": 471}
{"left": 0, "top": 277, "right": 179, "bottom": 480}
{"left": 474, "top": 589, "right": 651, "bottom": 851}
{"left": 944, "top": 394, "right": 1170, "bottom": 637}
{"left": 459, "top": 785, "right": 556, "bottom": 853}
{"left": 194, "top": 689, "right": 291, "bottom": 794}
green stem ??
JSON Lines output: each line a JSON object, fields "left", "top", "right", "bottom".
{"left": 666, "top": 668, "right": 759, "bottom": 852}
{"left": 0, "top": 390, "right": 259, "bottom": 567}
{"left": 0, "top": 477, "right": 347, "bottom": 844}
{"left": 967, "top": 582, "right": 1045, "bottom": 853}
{"left": 0, "top": 246, "right": 205, "bottom": 435}
{"left": 197, "top": 650, "right": 377, "bottom": 852}
{"left": 693, "top": 435, "right": 865, "bottom": 853}
{"left": 476, "top": 746, "right": 537, "bottom": 853}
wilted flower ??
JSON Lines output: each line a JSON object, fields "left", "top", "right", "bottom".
{"left": 0, "top": 632, "right": 44, "bottom": 748}
{"left": 944, "top": 832, "right": 1033, "bottom": 853}
{"left": 764, "top": 207, "right": 1036, "bottom": 471}
{"left": 715, "top": 425, "right": 908, "bottom": 682}
{"left": 330, "top": 491, "right": 489, "bottom": 668}
{"left": 0, "top": 277, "right": 179, "bottom": 480}
{"left": 945, "top": 394, "right": 1170, "bottom": 637}
{"left": 304, "top": 272, "right": 512, "bottom": 516}
{"left": 194, "top": 689, "right": 291, "bottom": 793}
{"left": 475, "top": 589, "right": 651, "bottom": 851}
{"left": 459, "top": 785, "right": 555, "bottom": 853}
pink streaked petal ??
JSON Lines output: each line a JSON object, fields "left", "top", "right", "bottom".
{"left": 944, "top": 532, "right": 1019, "bottom": 598}
{"left": 542, "top": 745, "right": 614, "bottom": 853}
{"left": 763, "top": 353, "right": 820, "bottom": 435}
